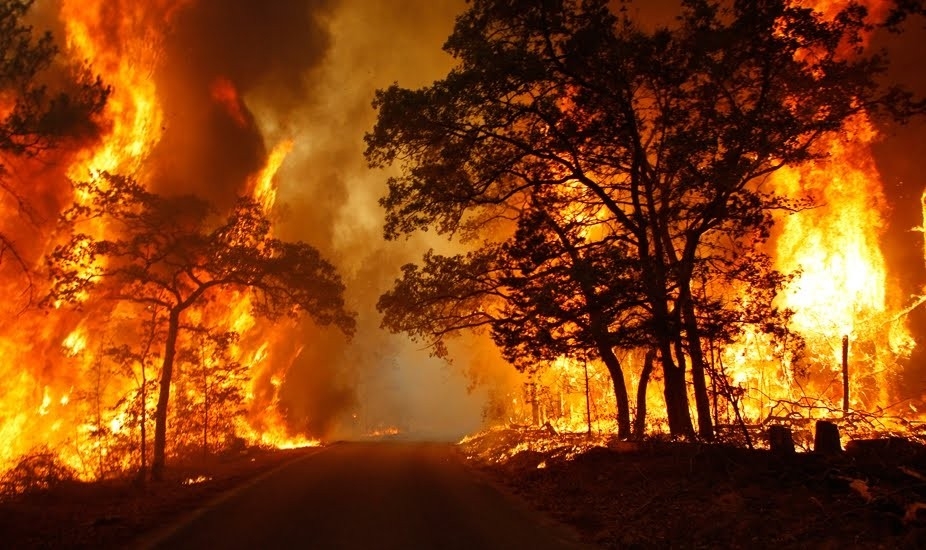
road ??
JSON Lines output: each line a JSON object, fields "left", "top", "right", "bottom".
{"left": 142, "top": 441, "right": 587, "bottom": 549}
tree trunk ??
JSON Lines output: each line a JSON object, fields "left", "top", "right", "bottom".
{"left": 583, "top": 359, "right": 592, "bottom": 436}
{"left": 768, "top": 425, "right": 795, "bottom": 455}
{"left": 679, "top": 294, "right": 714, "bottom": 440}
{"left": 201, "top": 340, "right": 209, "bottom": 459}
{"left": 530, "top": 381, "right": 540, "bottom": 427}
{"left": 633, "top": 349, "right": 655, "bottom": 439}
{"left": 661, "top": 345, "right": 695, "bottom": 438}
{"left": 598, "top": 342, "right": 631, "bottom": 439}
{"left": 841, "top": 335, "right": 849, "bottom": 414}
{"left": 140, "top": 363, "right": 146, "bottom": 480}
{"left": 814, "top": 420, "right": 842, "bottom": 454}
{"left": 152, "top": 308, "right": 181, "bottom": 481}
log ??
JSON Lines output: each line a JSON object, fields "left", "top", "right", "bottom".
{"left": 768, "top": 425, "right": 795, "bottom": 455}
{"left": 814, "top": 420, "right": 842, "bottom": 453}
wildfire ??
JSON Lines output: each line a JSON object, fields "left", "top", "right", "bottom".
{"left": 250, "top": 139, "right": 294, "bottom": 213}
{"left": 491, "top": 0, "right": 922, "bottom": 444}
{"left": 0, "top": 0, "right": 324, "bottom": 483}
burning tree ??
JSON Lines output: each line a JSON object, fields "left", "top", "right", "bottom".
{"left": 367, "top": 0, "right": 924, "bottom": 439}
{"left": 378, "top": 202, "right": 649, "bottom": 439}
{"left": 47, "top": 173, "right": 355, "bottom": 480}
{"left": 0, "top": 0, "right": 108, "bottom": 273}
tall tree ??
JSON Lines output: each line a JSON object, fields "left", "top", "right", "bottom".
{"left": 367, "top": 0, "right": 923, "bottom": 438}
{"left": 1, "top": 0, "right": 108, "bottom": 273}
{"left": 47, "top": 173, "right": 355, "bottom": 480}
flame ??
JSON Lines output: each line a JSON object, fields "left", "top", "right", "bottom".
{"left": 0, "top": 0, "right": 322, "bottom": 484}
{"left": 712, "top": 2, "right": 914, "bottom": 426}
{"left": 251, "top": 139, "right": 293, "bottom": 213}
{"left": 211, "top": 77, "right": 249, "bottom": 128}
{"left": 478, "top": 0, "right": 920, "bottom": 445}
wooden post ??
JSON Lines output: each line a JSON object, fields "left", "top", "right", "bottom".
{"left": 814, "top": 420, "right": 842, "bottom": 453}
{"left": 768, "top": 425, "right": 795, "bottom": 455}
{"left": 842, "top": 335, "right": 849, "bottom": 414}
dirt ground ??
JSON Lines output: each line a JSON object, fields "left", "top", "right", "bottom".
{"left": 4, "top": 433, "right": 926, "bottom": 549}
{"left": 460, "top": 429, "right": 926, "bottom": 549}
{"left": 0, "top": 447, "right": 312, "bottom": 549}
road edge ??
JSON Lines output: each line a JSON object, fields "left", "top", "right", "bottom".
{"left": 133, "top": 445, "right": 329, "bottom": 549}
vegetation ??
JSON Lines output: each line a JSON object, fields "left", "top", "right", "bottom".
{"left": 368, "top": 0, "right": 924, "bottom": 439}
{"left": 0, "top": 0, "right": 108, "bottom": 274}
{"left": 47, "top": 174, "right": 355, "bottom": 480}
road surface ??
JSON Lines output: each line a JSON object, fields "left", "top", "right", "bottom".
{"left": 142, "top": 441, "right": 588, "bottom": 549}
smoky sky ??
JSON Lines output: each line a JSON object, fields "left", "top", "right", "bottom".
{"left": 148, "top": 0, "right": 338, "bottom": 206}
{"left": 137, "top": 0, "right": 485, "bottom": 439}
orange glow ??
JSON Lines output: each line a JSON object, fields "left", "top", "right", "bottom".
{"left": 0, "top": 0, "right": 322, "bottom": 483}
{"left": 250, "top": 139, "right": 293, "bottom": 213}
{"left": 211, "top": 77, "right": 249, "bottom": 128}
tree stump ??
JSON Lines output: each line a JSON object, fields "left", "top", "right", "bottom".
{"left": 768, "top": 425, "right": 795, "bottom": 454}
{"left": 814, "top": 420, "right": 842, "bottom": 453}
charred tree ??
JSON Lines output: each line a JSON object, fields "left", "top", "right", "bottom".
{"left": 814, "top": 420, "right": 842, "bottom": 454}
{"left": 633, "top": 349, "right": 656, "bottom": 440}
{"left": 367, "top": 0, "right": 923, "bottom": 441}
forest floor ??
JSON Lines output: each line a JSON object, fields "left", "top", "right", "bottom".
{"left": 5, "top": 432, "right": 926, "bottom": 549}
{"left": 460, "top": 428, "right": 926, "bottom": 549}
{"left": 0, "top": 446, "right": 314, "bottom": 549}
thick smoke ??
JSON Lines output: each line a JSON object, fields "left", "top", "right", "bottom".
{"left": 124, "top": 0, "right": 508, "bottom": 440}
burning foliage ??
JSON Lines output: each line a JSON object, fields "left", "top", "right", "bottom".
{"left": 0, "top": 0, "right": 356, "bottom": 486}
{"left": 371, "top": 0, "right": 926, "bottom": 449}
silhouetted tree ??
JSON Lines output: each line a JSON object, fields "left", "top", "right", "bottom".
{"left": 47, "top": 173, "right": 355, "bottom": 480}
{"left": 367, "top": 0, "right": 923, "bottom": 439}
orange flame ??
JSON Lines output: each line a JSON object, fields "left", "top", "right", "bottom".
{"left": 211, "top": 77, "right": 249, "bottom": 128}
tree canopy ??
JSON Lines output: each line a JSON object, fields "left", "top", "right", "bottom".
{"left": 368, "top": 0, "right": 924, "bottom": 439}
{"left": 1, "top": 0, "right": 109, "bottom": 271}
{"left": 47, "top": 173, "right": 355, "bottom": 479}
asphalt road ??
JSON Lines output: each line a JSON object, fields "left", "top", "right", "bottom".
{"left": 142, "top": 441, "right": 587, "bottom": 549}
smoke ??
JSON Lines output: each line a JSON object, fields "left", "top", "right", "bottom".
{"left": 265, "top": 0, "right": 507, "bottom": 440}
{"left": 871, "top": 18, "right": 926, "bottom": 396}
{"left": 117, "top": 0, "right": 508, "bottom": 440}
{"left": 152, "top": 0, "right": 926, "bottom": 435}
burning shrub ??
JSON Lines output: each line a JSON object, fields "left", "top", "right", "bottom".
{"left": 0, "top": 448, "right": 78, "bottom": 499}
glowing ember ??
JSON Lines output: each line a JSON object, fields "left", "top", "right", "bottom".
{"left": 182, "top": 475, "right": 212, "bottom": 485}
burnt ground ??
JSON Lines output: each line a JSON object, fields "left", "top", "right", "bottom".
{"left": 3, "top": 433, "right": 926, "bottom": 548}
{"left": 460, "top": 429, "right": 926, "bottom": 549}
{"left": 0, "top": 447, "right": 314, "bottom": 549}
